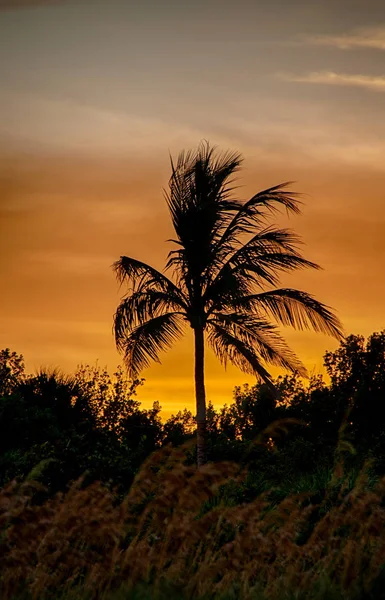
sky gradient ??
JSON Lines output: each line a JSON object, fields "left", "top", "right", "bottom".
{"left": 1, "top": 0, "right": 384, "bottom": 416}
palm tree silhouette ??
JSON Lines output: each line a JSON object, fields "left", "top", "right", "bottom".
{"left": 113, "top": 142, "right": 343, "bottom": 466}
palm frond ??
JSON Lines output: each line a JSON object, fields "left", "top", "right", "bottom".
{"left": 113, "top": 289, "right": 186, "bottom": 348}
{"left": 206, "top": 321, "right": 274, "bottom": 385}
{"left": 164, "top": 142, "right": 244, "bottom": 285}
{"left": 209, "top": 226, "right": 305, "bottom": 273}
{"left": 208, "top": 312, "right": 307, "bottom": 376}
{"left": 113, "top": 255, "right": 188, "bottom": 302}
{"left": 119, "top": 312, "right": 184, "bottom": 378}
{"left": 212, "top": 182, "right": 302, "bottom": 256}
{"left": 232, "top": 251, "right": 319, "bottom": 285}
{"left": 205, "top": 227, "right": 320, "bottom": 305}
{"left": 205, "top": 264, "right": 255, "bottom": 315}
{"left": 239, "top": 288, "right": 344, "bottom": 339}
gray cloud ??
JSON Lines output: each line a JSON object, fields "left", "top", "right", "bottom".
{"left": 303, "top": 26, "right": 385, "bottom": 50}
{"left": 279, "top": 71, "right": 385, "bottom": 92}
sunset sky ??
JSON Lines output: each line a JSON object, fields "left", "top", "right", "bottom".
{"left": 0, "top": 0, "right": 384, "bottom": 417}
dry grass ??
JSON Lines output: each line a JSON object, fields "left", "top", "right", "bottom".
{"left": 1, "top": 443, "right": 385, "bottom": 600}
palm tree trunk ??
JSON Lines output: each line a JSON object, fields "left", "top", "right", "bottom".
{"left": 194, "top": 326, "right": 207, "bottom": 467}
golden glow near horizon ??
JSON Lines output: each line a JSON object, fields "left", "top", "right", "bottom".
{"left": 0, "top": 0, "right": 384, "bottom": 417}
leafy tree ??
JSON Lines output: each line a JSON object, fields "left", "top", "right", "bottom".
{"left": 0, "top": 368, "right": 97, "bottom": 488}
{"left": 113, "top": 142, "right": 343, "bottom": 466}
{"left": 226, "top": 383, "right": 279, "bottom": 440}
{"left": 0, "top": 354, "right": 164, "bottom": 493}
{"left": 74, "top": 363, "right": 144, "bottom": 436}
{"left": 74, "top": 363, "right": 163, "bottom": 466}
{"left": 163, "top": 408, "right": 195, "bottom": 446}
{"left": 120, "top": 400, "right": 163, "bottom": 459}
{"left": 325, "top": 331, "right": 385, "bottom": 444}
{"left": 0, "top": 348, "right": 25, "bottom": 395}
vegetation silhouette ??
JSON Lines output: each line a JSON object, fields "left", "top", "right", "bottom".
{"left": 113, "top": 141, "right": 343, "bottom": 466}
{"left": 1, "top": 331, "right": 385, "bottom": 598}
{"left": 1, "top": 331, "right": 384, "bottom": 495}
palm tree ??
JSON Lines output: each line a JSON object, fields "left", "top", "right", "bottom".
{"left": 113, "top": 142, "right": 343, "bottom": 467}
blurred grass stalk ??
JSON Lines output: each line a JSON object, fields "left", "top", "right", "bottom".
{"left": 1, "top": 440, "right": 385, "bottom": 600}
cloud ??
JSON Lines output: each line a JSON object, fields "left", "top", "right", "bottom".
{"left": 279, "top": 71, "right": 385, "bottom": 92}
{"left": 303, "top": 26, "right": 385, "bottom": 51}
{"left": 0, "top": 88, "right": 203, "bottom": 158}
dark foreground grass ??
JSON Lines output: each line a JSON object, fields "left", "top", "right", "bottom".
{"left": 1, "top": 443, "right": 385, "bottom": 600}
{"left": 6, "top": 579, "right": 372, "bottom": 600}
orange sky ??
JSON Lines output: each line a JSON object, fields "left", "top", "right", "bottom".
{"left": 0, "top": 0, "right": 384, "bottom": 417}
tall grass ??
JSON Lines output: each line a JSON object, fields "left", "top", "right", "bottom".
{"left": 1, "top": 442, "right": 385, "bottom": 600}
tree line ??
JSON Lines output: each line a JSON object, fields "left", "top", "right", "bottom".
{"left": 1, "top": 330, "right": 385, "bottom": 498}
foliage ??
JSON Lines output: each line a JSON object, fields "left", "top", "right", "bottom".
{"left": 1, "top": 444, "right": 385, "bottom": 600}
{"left": 325, "top": 332, "right": 385, "bottom": 445}
{"left": 1, "top": 330, "right": 385, "bottom": 493}
{"left": 1, "top": 330, "right": 385, "bottom": 597}
{"left": 0, "top": 348, "right": 25, "bottom": 396}
{"left": 0, "top": 363, "right": 158, "bottom": 493}
{"left": 73, "top": 364, "right": 144, "bottom": 436}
